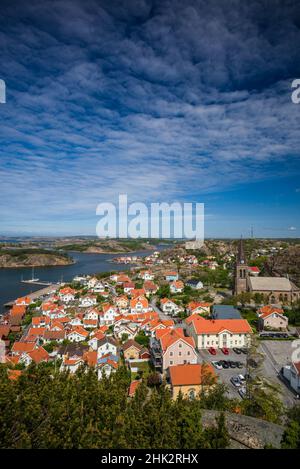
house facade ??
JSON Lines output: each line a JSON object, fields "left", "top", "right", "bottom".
{"left": 282, "top": 362, "right": 300, "bottom": 395}
{"left": 186, "top": 315, "right": 252, "bottom": 350}
{"left": 168, "top": 363, "right": 216, "bottom": 400}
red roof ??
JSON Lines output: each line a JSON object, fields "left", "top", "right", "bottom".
{"left": 187, "top": 301, "right": 211, "bottom": 311}
{"left": 27, "top": 327, "right": 47, "bottom": 337}
{"left": 169, "top": 363, "right": 216, "bottom": 386}
{"left": 248, "top": 266, "right": 260, "bottom": 272}
{"left": 186, "top": 315, "right": 252, "bottom": 334}
{"left": 8, "top": 369, "right": 22, "bottom": 381}
{"left": 10, "top": 305, "right": 26, "bottom": 316}
{"left": 32, "top": 316, "right": 50, "bottom": 326}
{"left": 160, "top": 328, "right": 195, "bottom": 352}
{"left": 11, "top": 341, "right": 36, "bottom": 354}
{"left": 128, "top": 380, "right": 141, "bottom": 397}
{"left": 0, "top": 325, "right": 10, "bottom": 338}
{"left": 130, "top": 295, "right": 148, "bottom": 309}
{"left": 84, "top": 351, "right": 97, "bottom": 367}
{"left": 171, "top": 280, "right": 184, "bottom": 288}
{"left": 258, "top": 305, "right": 285, "bottom": 319}
{"left": 68, "top": 326, "right": 89, "bottom": 338}
{"left": 15, "top": 296, "right": 31, "bottom": 305}
{"left": 27, "top": 347, "right": 49, "bottom": 364}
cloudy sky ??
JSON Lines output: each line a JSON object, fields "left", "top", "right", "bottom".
{"left": 0, "top": 0, "right": 300, "bottom": 237}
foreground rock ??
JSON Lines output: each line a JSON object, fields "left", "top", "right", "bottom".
{"left": 202, "top": 410, "right": 284, "bottom": 449}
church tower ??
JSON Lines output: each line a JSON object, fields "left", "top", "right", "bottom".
{"left": 235, "top": 238, "right": 248, "bottom": 294}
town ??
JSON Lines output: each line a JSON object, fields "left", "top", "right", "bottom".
{"left": 1, "top": 238, "right": 300, "bottom": 444}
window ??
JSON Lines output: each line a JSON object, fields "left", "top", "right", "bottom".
{"left": 179, "top": 343, "right": 182, "bottom": 348}
{"left": 170, "top": 360, "right": 173, "bottom": 365}
{"left": 188, "top": 388, "right": 196, "bottom": 400}
{"left": 179, "top": 352, "right": 182, "bottom": 356}
{"left": 187, "top": 351, "right": 190, "bottom": 356}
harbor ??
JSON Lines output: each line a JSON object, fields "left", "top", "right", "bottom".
{"left": 3, "top": 283, "right": 60, "bottom": 308}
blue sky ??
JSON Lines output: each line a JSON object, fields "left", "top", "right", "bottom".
{"left": 0, "top": 0, "right": 300, "bottom": 238}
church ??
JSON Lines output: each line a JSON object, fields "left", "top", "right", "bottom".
{"left": 234, "top": 239, "right": 300, "bottom": 304}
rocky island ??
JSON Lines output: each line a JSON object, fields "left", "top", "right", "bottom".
{"left": 0, "top": 248, "right": 74, "bottom": 268}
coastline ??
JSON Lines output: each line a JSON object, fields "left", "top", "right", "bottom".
{"left": 0, "top": 259, "right": 76, "bottom": 269}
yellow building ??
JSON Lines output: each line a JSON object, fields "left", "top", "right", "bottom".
{"left": 168, "top": 363, "right": 216, "bottom": 400}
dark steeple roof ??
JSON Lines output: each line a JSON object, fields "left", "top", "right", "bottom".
{"left": 237, "top": 238, "right": 246, "bottom": 264}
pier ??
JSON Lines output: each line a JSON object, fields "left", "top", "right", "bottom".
{"left": 3, "top": 283, "right": 62, "bottom": 308}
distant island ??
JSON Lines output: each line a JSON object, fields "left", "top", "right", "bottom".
{"left": 58, "top": 239, "right": 159, "bottom": 253}
{"left": 0, "top": 248, "right": 74, "bottom": 268}
{"left": 0, "top": 237, "right": 177, "bottom": 255}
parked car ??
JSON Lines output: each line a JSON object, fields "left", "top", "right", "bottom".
{"left": 236, "top": 362, "right": 243, "bottom": 369}
{"left": 240, "top": 348, "right": 248, "bottom": 354}
{"left": 220, "top": 360, "right": 229, "bottom": 369}
{"left": 208, "top": 347, "right": 217, "bottom": 355}
{"left": 233, "top": 347, "right": 242, "bottom": 354}
{"left": 238, "top": 374, "right": 246, "bottom": 384}
{"left": 221, "top": 347, "right": 229, "bottom": 355}
{"left": 238, "top": 386, "right": 247, "bottom": 399}
{"left": 230, "top": 376, "right": 241, "bottom": 387}
{"left": 211, "top": 361, "right": 222, "bottom": 370}
{"left": 229, "top": 361, "right": 237, "bottom": 368}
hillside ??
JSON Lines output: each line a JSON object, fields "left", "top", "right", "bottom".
{"left": 0, "top": 249, "right": 73, "bottom": 268}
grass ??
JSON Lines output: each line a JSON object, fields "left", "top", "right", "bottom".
{"left": 130, "top": 361, "right": 153, "bottom": 380}
{"left": 240, "top": 309, "right": 259, "bottom": 331}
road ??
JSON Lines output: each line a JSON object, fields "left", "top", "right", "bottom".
{"left": 150, "top": 297, "right": 174, "bottom": 322}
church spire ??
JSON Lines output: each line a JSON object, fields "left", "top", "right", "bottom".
{"left": 237, "top": 237, "right": 246, "bottom": 264}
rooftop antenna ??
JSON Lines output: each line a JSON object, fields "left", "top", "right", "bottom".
{"left": 251, "top": 225, "right": 254, "bottom": 239}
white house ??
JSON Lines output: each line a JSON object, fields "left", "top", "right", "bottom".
{"left": 170, "top": 280, "right": 184, "bottom": 294}
{"left": 67, "top": 327, "right": 89, "bottom": 343}
{"left": 100, "top": 304, "right": 118, "bottom": 325}
{"left": 60, "top": 357, "right": 84, "bottom": 374}
{"left": 87, "top": 277, "right": 98, "bottom": 289}
{"left": 140, "top": 270, "right": 154, "bottom": 281}
{"left": 69, "top": 317, "right": 83, "bottom": 327}
{"left": 97, "top": 337, "right": 118, "bottom": 358}
{"left": 91, "top": 282, "right": 105, "bottom": 293}
{"left": 97, "top": 357, "right": 119, "bottom": 380}
{"left": 79, "top": 295, "right": 97, "bottom": 308}
{"left": 130, "top": 295, "right": 149, "bottom": 314}
{"left": 186, "top": 279, "right": 204, "bottom": 290}
{"left": 123, "top": 282, "right": 135, "bottom": 294}
{"left": 160, "top": 298, "right": 182, "bottom": 316}
{"left": 185, "top": 315, "right": 252, "bottom": 350}
{"left": 84, "top": 308, "right": 99, "bottom": 321}
{"left": 114, "top": 322, "right": 139, "bottom": 340}
{"left": 282, "top": 362, "right": 300, "bottom": 395}
{"left": 58, "top": 288, "right": 76, "bottom": 304}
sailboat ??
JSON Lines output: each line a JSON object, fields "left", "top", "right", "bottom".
{"left": 23, "top": 267, "right": 39, "bottom": 283}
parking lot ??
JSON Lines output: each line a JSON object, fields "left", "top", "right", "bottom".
{"left": 258, "top": 340, "right": 299, "bottom": 407}
{"left": 197, "top": 348, "right": 247, "bottom": 400}
{"left": 197, "top": 341, "right": 300, "bottom": 406}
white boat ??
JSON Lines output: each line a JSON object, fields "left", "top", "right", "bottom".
{"left": 23, "top": 267, "right": 39, "bottom": 283}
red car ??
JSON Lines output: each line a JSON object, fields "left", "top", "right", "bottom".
{"left": 221, "top": 347, "right": 229, "bottom": 355}
{"left": 208, "top": 347, "right": 217, "bottom": 355}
